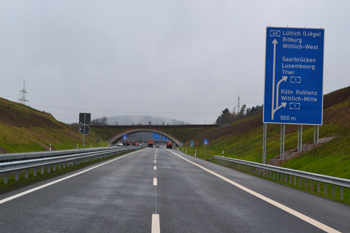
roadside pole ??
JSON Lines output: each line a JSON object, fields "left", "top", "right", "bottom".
{"left": 203, "top": 139, "right": 209, "bottom": 158}
{"left": 79, "top": 112, "right": 91, "bottom": 150}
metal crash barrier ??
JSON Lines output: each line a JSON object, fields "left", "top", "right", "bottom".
{"left": 208, "top": 155, "right": 350, "bottom": 202}
{"left": 0, "top": 146, "right": 145, "bottom": 184}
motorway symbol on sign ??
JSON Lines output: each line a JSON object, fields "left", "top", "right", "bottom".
{"left": 79, "top": 125, "right": 90, "bottom": 135}
{"left": 153, "top": 133, "right": 160, "bottom": 140}
{"left": 203, "top": 139, "right": 209, "bottom": 145}
{"left": 180, "top": 142, "right": 183, "bottom": 146}
{"left": 191, "top": 140, "right": 194, "bottom": 147}
{"left": 122, "top": 135, "right": 128, "bottom": 140}
{"left": 263, "top": 27, "right": 324, "bottom": 125}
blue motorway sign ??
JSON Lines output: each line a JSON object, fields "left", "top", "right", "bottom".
{"left": 190, "top": 140, "right": 194, "bottom": 147}
{"left": 153, "top": 133, "right": 160, "bottom": 140}
{"left": 263, "top": 27, "right": 324, "bottom": 125}
{"left": 160, "top": 135, "right": 170, "bottom": 141}
{"left": 203, "top": 139, "right": 209, "bottom": 145}
{"left": 180, "top": 142, "right": 183, "bottom": 146}
{"left": 122, "top": 135, "right": 127, "bottom": 140}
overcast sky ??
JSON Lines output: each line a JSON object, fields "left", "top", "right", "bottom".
{"left": 1, "top": 0, "right": 349, "bottom": 124}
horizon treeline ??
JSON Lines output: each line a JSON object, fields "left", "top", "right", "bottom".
{"left": 216, "top": 104, "right": 263, "bottom": 125}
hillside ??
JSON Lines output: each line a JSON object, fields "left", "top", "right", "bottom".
{"left": 1, "top": 85, "right": 350, "bottom": 179}
{"left": 183, "top": 86, "right": 350, "bottom": 179}
{"left": 0, "top": 98, "right": 108, "bottom": 153}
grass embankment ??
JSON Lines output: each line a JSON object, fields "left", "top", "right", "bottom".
{"left": 181, "top": 86, "right": 350, "bottom": 180}
{"left": 0, "top": 98, "right": 109, "bottom": 153}
{"left": 178, "top": 87, "right": 350, "bottom": 204}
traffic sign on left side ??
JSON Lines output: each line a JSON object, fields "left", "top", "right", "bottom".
{"left": 79, "top": 112, "right": 91, "bottom": 125}
{"left": 79, "top": 125, "right": 90, "bottom": 135}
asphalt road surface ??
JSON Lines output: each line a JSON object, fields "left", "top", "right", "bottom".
{"left": 0, "top": 148, "right": 349, "bottom": 232}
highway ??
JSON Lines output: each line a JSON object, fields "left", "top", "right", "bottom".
{"left": 0, "top": 148, "right": 349, "bottom": 232}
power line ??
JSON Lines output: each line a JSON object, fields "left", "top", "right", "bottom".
{"left": 18, "top": 80, "right": 28, "bottom": 105}
{"left": 237, "top": 95, "right": 240, "bottom": 114}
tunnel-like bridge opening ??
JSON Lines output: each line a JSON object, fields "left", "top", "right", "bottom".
{"left": 109, "top": 128, "right": 181, "bottom": 146}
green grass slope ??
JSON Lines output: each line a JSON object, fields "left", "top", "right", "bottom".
{"left": 0, "top": 98, "right": 109, "bottom": 153}
{"left": 183, "top": 86, "right": 350, "bottom": 179}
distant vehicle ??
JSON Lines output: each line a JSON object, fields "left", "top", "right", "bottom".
{"left": 116, "top": 142, "right": 123, "bottom": 146}
{"left": 148, "top": 139, "right": 154, "bottom": 147}
{"left": 166, "top": 141, "right": 173, "bottom": 149}
{"left": 156, "top": 145, "right": 160, "bottom": 148}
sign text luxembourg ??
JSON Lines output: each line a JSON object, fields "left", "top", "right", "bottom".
{"left": 263, "top": 27, "right": 324, "bottom": 125}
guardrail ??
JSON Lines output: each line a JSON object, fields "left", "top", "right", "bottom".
{"left": 0, "top": 146, "right": 145, "bottom": 184}
{"left": 208, "top": 155, "right": 350, "bottom": 202}
{"left": 0, "top": 147, "right": 116, "bottom": 162}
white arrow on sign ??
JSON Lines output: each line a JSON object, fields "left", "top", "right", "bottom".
{"left": 271, "top": 39, "right": 287, "bottom": 120}
{"left": 272, "top": 76, "right": 288, "bottom": 119}
{"left": 271, "top": 39, "right": 278, "bottom": 120}
{"left": 276, "top": 76, "right": 288, "bottom": 108}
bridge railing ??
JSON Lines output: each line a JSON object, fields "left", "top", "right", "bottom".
{"left": 208, "top": 155, "right": 350, "bottom": 202}
{"left": 0, "top": 146, "right": 145, "bottom": 184}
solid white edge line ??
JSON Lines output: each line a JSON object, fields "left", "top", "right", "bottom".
{"left": 152, "top": 214, "right": 160, "bottom": 233}
{"left": 153, "top": 178, "right": 157, "bottom": 186}
{"left": 0, "top": 149, "right": 143, "bottom": 205}
{"left": 168, "top": 150, "right": 340, "bottom": 233}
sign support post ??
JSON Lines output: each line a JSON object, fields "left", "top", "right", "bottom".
{"left": 79, "top": 112, "right": 91, "bottom": 149}
{"left": 314, "top": 126, "right": 320, "bottom": 144}
{"left": 83, "top": 113, "right": 86, "bottom": 149}
{"left": 203, "top": 139, "right": 209, "bottom": 158}
{"left": 297, "top": 125, "right": 303, "bottom": 152}
{"left": 314, "top": 126, "right": 316, "bottom": 144}
{"left": 280, "top": 124, "right": 285, "bottom": 159}
{"left": 262, "top": 123, "right": 267, "bottom": 164}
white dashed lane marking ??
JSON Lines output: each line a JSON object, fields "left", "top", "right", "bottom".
{"left": 152, "top": 214, "right": 160, "bottom": 233}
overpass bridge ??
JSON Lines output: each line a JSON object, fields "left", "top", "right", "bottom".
{"left": 89, "top": 124, "right": 220, "bottom": 146}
